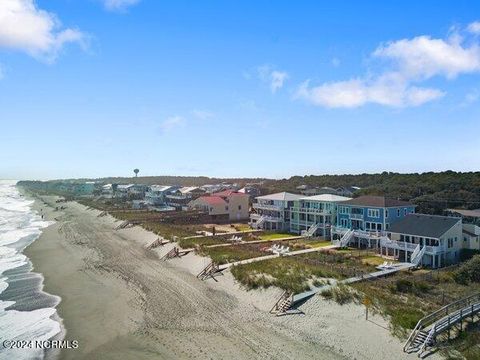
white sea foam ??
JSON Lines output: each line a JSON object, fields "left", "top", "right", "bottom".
{"left": 0, "top": 180, "right": 61, "bottom": 360}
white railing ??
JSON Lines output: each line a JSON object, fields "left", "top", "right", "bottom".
{"left": 335, "top": 229, "right": 354, "bottom": 247}
{"left": 291, "top": 207, "right": 327, "bottom": 215}
{"left": 411, "top": 244, "right": 420, "bottom": 261}
{"left": 410, "top": 244, "right": 426, "bottom": 266}
{"left": 253, "top": 215, "right": 266, "bottom": 229}
{"left": 380, "top": 239, "right": 442, "bottom": 255}
{"left": 303, "top": 223, "right": 319, "bottom": 237}
{"left": 252, "top": 203, "right": 283, "bottom": 211}
{"left": 350, "top": 213, "right": 364, "bottom": 220}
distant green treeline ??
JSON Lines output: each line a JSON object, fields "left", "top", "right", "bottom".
{"left": 18, "top": 170, "right": 480, "bottom": 215}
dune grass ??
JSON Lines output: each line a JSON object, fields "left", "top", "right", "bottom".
{"left": 231, "top": 251, "right": 376, "bottom": 293}
{"left": 177, "top": 236, "right": 226, "bottom": 249}
{"left": 200, "top": 245, "right": 262, "bottom": 265}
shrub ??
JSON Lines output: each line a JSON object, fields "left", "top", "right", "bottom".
{"left": 395, "top": 279, "right": 413, "bottom": 293}
{"left": 389, "top": 307, "right": 424, "bottom": 330}
{"left": 320, "top": 288, "right": 333, "bottom": 300}
{"left": 454, "top": 255, "right": 480, "bottom": 285}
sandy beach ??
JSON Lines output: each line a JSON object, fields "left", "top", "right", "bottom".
{"left": 25, "top": 196, "right": 418, "bottom": 360}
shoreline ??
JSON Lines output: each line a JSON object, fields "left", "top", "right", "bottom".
{"left": 24, "top": 194, "right": 419, "bottom": 359}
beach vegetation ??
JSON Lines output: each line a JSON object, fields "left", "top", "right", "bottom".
{"left": 258, "top": 232, "right": 297, "bottom": 240}
{"left": 453, "top": 255, "right": 480, "bottom": 285}
{"left": 231, "top": 251, "right": 376, "bottom": 293}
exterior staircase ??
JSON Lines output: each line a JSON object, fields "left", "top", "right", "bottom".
{"left": 404, "top": 292, "right": 480, "bottom": 357}
{"left": 410, "top": 244, "right": 426, "bottom": 267}
{"left": 334, "top": 229, "right": 354, "bottom": 248}
{"left": 304, "top": 223, "right": 319, "bottom": 237}
{"left": 253, "top": 215, "right": 266, "bottom": 230}
{"left": 197, "top": 262, "right": 221, "bottom": 280}
{"left": 161, "top": 246, "right": 180, "bottom": 261}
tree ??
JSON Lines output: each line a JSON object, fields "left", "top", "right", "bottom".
{"left": 134, "top": 169, "right": 139, "bottom": 178}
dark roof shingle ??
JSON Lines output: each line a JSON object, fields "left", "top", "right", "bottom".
{"left": 389, "top": 214, "right": 461, "bottom": 238}
{"left": 343, "top": 195, "right": 413, "bottom": 208}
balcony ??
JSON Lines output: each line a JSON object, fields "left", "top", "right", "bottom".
{"left": 291, "top": 206, "right": 327, "bottom": 214}
{"left": 349, "top": 213, "right": 364, "bottom": 220}
{"left": 380, "top": 238, "right": 442, "bottom": 254}
{"left": 252, "top": 203, "right": 283, "bottom": 211}
{"left": 250, "top": 213, "right": 283, "bottom": 222}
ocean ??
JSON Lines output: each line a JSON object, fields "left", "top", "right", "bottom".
{"left": 0, "top": 180, "right": 61, "bottom": 360}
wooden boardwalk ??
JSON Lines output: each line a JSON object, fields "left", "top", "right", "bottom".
{"left": 218, "top": 245, "right": 337, "bottom": 270}
{"left": 182, "top": 229, "right": 263, "bottom": 240}
{"left": 404, "top": 292, "right": 480, "bottom": 357}
{"left": 206, "top": 235, "right": 305, "bottom": 248}
{"left": 292, "top": 262, "right": 415, "bottom": 304}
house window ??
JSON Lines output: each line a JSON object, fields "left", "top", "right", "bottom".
{"left": 238, "top": 205, "right": 242, "bottom": 210}
{"left": 404, "top": 208, "right": 407, "bottom": 216}
{"left": 397, "top": 209, "right": 400, "bottom": 217}
{"left": 385, "top": 209, "right": 389, "bottom": 217}
{"left": 367, "top": 209, "right": 380, "bottom": 218}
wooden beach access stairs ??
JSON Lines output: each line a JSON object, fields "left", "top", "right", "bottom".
{"left": 197, "top": 262, "right": 222, "bottom": 281}
{"left": 404, "top": 292, "right": 480, "bottom": 358}
{"left": 270, "top": 290, "right": 294, "bottom": 316}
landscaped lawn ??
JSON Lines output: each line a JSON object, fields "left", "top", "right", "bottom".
{"left": 234, "top": 223, "right": 252, "bottom": 232}
{"left": 259, "top": 232, "right": 297, "bottom": 240}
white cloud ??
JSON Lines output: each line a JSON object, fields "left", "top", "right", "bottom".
{"left": 103, "top": 0, "right": 141, "bottom": 12}
{"left": 373, "top": 35, "right": 480, "bottom": 79}
{"left": 257, "top": 65, "right": 288, "bottom": 93}
{"left": 296, "top": 25, "right": 480, "bottom": 108}
{"left": 191, "top": 109, "right": 214, "bottom": 120}
{"left": 0, "top": 0, "right": 85, "bottom": 62}
{"left": 159, "top": 116, "right": 185, "bottom": 134}
{"left": 468, "top": 21, "right": 480, "bottom": 35}
{"left": 296, "top": 77, "right": 444, "bottom": 108}
{"left": 270, "top": 70, "right": 288, "bottom": 93}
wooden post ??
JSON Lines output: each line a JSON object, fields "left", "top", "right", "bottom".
{"left": 448, "top": 316, "right": 451, "bottom": 340}
{"left": 363, "top": 297, "right": 372, "bottom": 320}
{"left": 460, "top": 309, "right": 463, "bottom": 332}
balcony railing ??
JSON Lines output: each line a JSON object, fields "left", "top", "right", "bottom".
{"left": 349, "top": 213, "right": 364, "bottom": 220}
{"left": 252, "top": 203, "right": 283, "bottom": 211}
{"left": 250, "top": 213, "right": 283, "bottom": 222}
{"left": 380, "top": 238, "right": 442, "bottom": 254}
{"left": 290, "top": 207, "right": 328, "bottom": 214}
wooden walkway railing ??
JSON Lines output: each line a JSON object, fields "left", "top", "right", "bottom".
{"left": 404, "top": 292, "right": 480, "bottom": 357}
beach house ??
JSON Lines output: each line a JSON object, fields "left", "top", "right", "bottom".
{"left": 188, "top": 190, "right": 249, "bottom": 221}
{"left": 290, "top": 194, "right": 351, "bottom": 237}
{"left": 380, "top": 214, "right": 463, "bottom": 268}
{"left": 462, "top": 224, "right": 480, "bottom": 250}
{"left": 145, "top": 185, "right": 178, "bottom": 206}
{"left": 332, "top": 195, "right": 416, "bottom": 248}
{"left": 165, "top": 186, "right": 206, "bottom": 210}
{"left": 250, "top": 192, "right": 304, "bottom": 231}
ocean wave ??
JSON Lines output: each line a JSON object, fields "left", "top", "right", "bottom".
{"left": 0, "top": 181, "right": 62, "bottom": 360}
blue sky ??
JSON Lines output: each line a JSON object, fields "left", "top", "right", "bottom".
{"left": 1, "top": 0, "right": 479, "bottom": 180}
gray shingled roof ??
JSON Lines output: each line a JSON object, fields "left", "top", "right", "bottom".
{"left": 389, "top": 214, "right": 461, "bottom": 238}
{"left": 343, "top": 195, "right": 413, "bottom": 208}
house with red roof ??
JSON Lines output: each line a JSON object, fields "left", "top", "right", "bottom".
{"left": 188, "top": 191, "right": 249, "bottom": 221}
